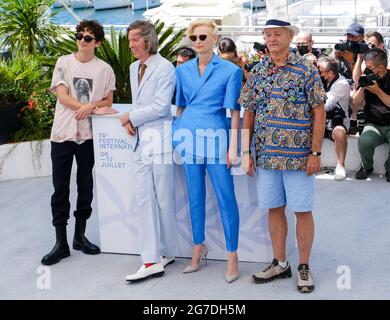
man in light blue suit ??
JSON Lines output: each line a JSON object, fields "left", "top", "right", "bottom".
{"left": 119, "top": 20, "right": 178, "bottom": 281}
{"left": 173, "top": 19, "right": 243, "bottom": 283}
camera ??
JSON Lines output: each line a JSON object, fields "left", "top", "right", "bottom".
{"left": 244, "top": 42, "right": 267, "bottom": 72}
{"left": 244, "top": 61, "right": 259, "bottom": 72}
{"left": 326, "top": 105, "right": 346, "bottom": 129}
{"left": 358, "top": 73, "right": 378, "bottom": 87}
{"left": 253, "top": 42, "right": 267, "bottom": 53}
{"left": 334, "top": 40, "right": 370, "bottom": 54}
{"left": 356, "top": 110, "right": 366, "bottom": 134}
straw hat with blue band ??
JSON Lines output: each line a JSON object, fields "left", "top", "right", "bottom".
{"left": 260, "top": 19, "right": 300, "bottom": 35}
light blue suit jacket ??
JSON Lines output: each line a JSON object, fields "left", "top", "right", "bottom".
{"left": 129, "top": 53, "right": 176, "bottom": 155}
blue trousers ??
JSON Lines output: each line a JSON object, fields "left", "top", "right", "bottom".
{"left": 183, "top": 160, "right": 239, "bottom": 252}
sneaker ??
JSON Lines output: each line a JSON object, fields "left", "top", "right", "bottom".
{"left": 161, "top": 256, "right": 175, "bottom": 268}
{"left": 125, "top": 263, "right": 164, "bottom": 282}
{"left": 297, "top": 264, "right": 315, "bottom": 293}
{"left": 334, "top": 164, "right": 347, "bottom": 181}
{"left": 386, "top": 171, "right": 390, "bottom": 183}
{"left": 251, "top": 258, "right": 292, "bottom": 284}
{"left": 355, "top": 166, "right": 373, "bottom": 180}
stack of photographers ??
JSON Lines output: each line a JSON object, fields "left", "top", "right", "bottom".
{"left": 317, "top": 56, "right": 351, "bottom": 181}
{"left": 353, "top": 31, "right": 390, "bottom": 83}
{"left": 351, "top": 48, "right": 390, "bottom": 182}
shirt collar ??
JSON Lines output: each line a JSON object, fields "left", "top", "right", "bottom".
{"left": 265, "top": 51, "right": 300, "bottom": 67}
{"left": 142, "top": 53, "right": 158, "bottom": 67}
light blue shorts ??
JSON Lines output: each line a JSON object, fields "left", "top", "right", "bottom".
{"left": 256, "top": 169, "right": 315, "bottom": 212}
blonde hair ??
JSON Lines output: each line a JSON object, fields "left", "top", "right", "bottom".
{"left": 187, "top": 19, "right": 218, "bottom": 37}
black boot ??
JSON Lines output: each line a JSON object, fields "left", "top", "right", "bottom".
{"left": 41, "top": 226, "right": 70, "bottom": 265}
{"left": 73, "top": 218, "right": 101, "bottom": 255}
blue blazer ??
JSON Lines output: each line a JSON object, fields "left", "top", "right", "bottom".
{"left": 174, "top": 54, "right": 243, "bottom": 159}
{"left": 175, "top": 54, "right": 243, "bottom": 133}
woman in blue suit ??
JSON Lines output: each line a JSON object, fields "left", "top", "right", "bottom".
{"left": 173, "top": 19, "right": 243, "bottom": 283}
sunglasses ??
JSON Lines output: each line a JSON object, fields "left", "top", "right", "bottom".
{"left": 75, "top": 33, "right": 96, "bottom": 43}
{"left": 189, "top": 34, "right": 208, "bottom": 42}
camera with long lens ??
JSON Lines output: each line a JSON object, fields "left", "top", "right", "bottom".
{"left": 253, "top": 42, "right": 267, "bottom": 53}
{"left": 244, "top": 42, "right": 267, "bottom": 72}
{"left": 326, "top": 105, "right": 346, "bottom": 129}
{"left": 356, "top": 110, "right": 366, "bottom": 134}
{"left": 358, "top": 73, "right": 378, "bottom": 87}
{"left": 334, "top": 40, "right": 370, "bottom": 54}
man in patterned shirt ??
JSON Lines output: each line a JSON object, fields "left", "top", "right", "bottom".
{"left": 239, "top": 19, "right": 326, "bottom": 293}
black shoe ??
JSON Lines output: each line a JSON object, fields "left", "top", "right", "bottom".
{"left": 355, "top": 166, "right": 373, "bottom": 180}
{"left": 386, "top": 171, "right": 390, "bottom": 183}
{"left": 41, "top": 226, "right": 70, "bottom": 265}
{"left": 73, "top": 218, "right": 101, "bottom": 255}
{"left": 251, "top": 258, "right": 292, "bottom": 284}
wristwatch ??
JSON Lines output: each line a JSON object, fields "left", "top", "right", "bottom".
{"left": 310, "top": 151, "right": 321, "bottom": 156}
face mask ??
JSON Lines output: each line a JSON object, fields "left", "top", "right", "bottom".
{"left": 297, "top": 45, "right": 309, "bottom": 56}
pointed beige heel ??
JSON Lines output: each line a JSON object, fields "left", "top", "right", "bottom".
{"left": 224, "top": 272, "right": 239, "bottom": 283}
{"left": 225, "top": 252, "right": 239, "bottom": 283}
{"left": 183, "top": 244, "right": 208, "bottom": 273}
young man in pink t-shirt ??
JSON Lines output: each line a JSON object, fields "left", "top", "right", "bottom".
{"left": 41, "top": 20, "right": 116, "bottom": 265}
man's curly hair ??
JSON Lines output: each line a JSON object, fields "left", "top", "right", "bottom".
{"left": 76, "top": 20, "right": 105, "bottom": 41}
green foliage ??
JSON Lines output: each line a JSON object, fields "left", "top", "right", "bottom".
{"left": 13, "top": 89, "right": 56, "bottom": 142}
{"left": 96, "top": 26, "right": 135, "bottom": 103}
{"left": 0, "top": 55, "right": 42, "bottom": 105}
{"left": 156, "top": 21, "right": 186, "bottom": 62}
{"left": 0, "top": 0, "right": 66, "bottom": 55}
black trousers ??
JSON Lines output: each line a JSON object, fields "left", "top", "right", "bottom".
{"left": 50, "top": 140, "right": 94, "bottom": 227}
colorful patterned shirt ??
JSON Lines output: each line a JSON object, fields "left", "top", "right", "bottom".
{"left": 239, "top": 52, "right": 326, "bottom": 171}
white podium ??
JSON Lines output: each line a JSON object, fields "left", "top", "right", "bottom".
{"left": 91, "top": 104, "right": 294, "bottom": 262}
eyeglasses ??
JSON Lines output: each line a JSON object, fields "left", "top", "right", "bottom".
{"left": 75, "top": 33, "right": 96, "bottom": 43}
{"left": 189, "top": 34, "right": 208, "bottom": 42}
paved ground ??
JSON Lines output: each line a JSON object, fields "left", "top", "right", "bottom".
{"left": 1, "top": 173, "right": 390, "bottom": 300}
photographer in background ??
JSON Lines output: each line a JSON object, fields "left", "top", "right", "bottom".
{"left": 217, "top": 37, "right": 249, "bottom": 80}
{"left": 334, "top": 23, "right": 367, "bottom": 81}
{"left": 352, "top": 48, "right": 390, "bottom": 182}
{"left": 176, "top": 46, "right": 196, "bottom": 66}
{"left": 253, "top": 41, "right": 269, "bottom": 60}
{"left": 295, "top": 31, "right": 323, "bottom": 58}
{"left": 318, "top": 56, "right": 351, "bottom": 180}
{"left": 353, "top": 31, "right": 390, "bottom": 84}
{"left": 351, "top": 32, "right": 390, "bottom": 134}
{"left": 244, "top": 42, "right": 268, "bottom": 75}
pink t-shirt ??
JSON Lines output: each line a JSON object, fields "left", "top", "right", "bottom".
{"left": 50, "top": 54, "right": 116, "bottom": 144}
